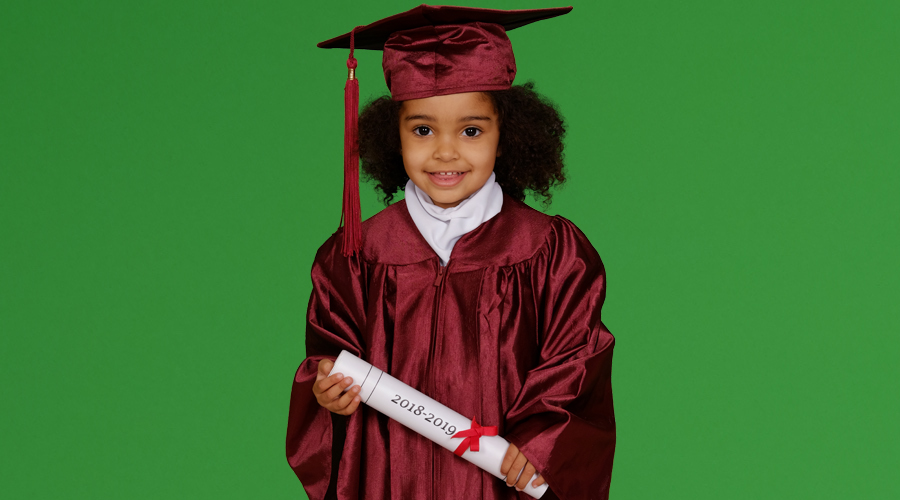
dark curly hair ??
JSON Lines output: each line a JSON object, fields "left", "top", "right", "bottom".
{"left": 358, "top": 81, "right": 567, "bottom": 205}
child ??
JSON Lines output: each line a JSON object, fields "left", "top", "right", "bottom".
{"left": 287, "top": 5, "right": 616, "bottom": 500}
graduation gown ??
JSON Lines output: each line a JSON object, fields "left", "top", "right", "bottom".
{"left": 287, "top": 195, "right": 616, "bottom": 500}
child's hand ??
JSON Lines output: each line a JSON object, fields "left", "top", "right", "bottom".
{"left": 312, "top": 359, "right": 362, "bottom": 415}
{"left": 501, "top": 443, "right": 546, "bottom": 491}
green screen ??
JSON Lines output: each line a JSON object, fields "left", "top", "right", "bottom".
{"left": 2, "top": 1, "right": 897, "bottom": 498}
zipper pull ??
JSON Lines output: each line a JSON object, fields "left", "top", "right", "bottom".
{"left": 434, "top": 265, "right": 445, "bottom": 287}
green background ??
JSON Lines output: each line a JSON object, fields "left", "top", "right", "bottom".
{"left": 2, "top": 0, "right": 898, "bottom": 498}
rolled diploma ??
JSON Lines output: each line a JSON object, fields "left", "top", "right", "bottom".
{"left": 329, "top": 350, "right": 548, "bottom": 499}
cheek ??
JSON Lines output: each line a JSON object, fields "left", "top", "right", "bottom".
{"left": 473, "top": 141, "right": 500, "bottom": 169}
{"left": 404, "top": 137, "right": 431, "bottom": 152}
{"left": 398, "top": 135, "right": 412, "bottom": 160}
{"left": 400, "top": 141, "right": 427, "bottom": 175}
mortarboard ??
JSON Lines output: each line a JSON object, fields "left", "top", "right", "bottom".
{"left": 318, "top": 4, "right": 573, "bottom": 256}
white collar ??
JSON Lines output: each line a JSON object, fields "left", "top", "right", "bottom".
{"left": 405, "top": 173, "right": 504, "bottom": 266}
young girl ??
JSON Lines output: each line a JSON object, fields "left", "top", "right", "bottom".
{"left": 287, "top": 5, "right": 616, "bottom": 500}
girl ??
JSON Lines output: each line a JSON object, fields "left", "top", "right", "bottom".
{"left": 287, "top": 5, "right": 616, "bottom": 500}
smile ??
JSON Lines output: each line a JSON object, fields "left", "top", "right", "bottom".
{"left": 427, "top": 171, "right": 468, "bottom": 187}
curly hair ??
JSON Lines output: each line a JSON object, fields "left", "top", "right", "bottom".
{"left": 357, "top": 81, "right": 567, "bottom": 205}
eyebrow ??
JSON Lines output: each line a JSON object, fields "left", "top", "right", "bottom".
{"left": 403, "top": 114, "right": 436, "bottom": 122}
{"left": 402, "top": 114, "right": 493, "bottom": 122}
{"left": 459, "top": 115, "right": 493, "bottom": 122}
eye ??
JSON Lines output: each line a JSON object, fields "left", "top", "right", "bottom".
{"left": 413, "top": 125, "right": 432, "bottom": 136}
{"left": 462, "top": 127, "right": 482, "bottom": 137}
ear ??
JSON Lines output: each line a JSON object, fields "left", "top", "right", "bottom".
{"left": 496, "top": 145, "right": 502, "bottom": 157}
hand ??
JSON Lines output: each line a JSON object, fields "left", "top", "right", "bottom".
{"left": 500, "top": 443, "right": 546, "bottom": 491}
{"left": 312, "top": 358, "right": 362, "bottom": 415}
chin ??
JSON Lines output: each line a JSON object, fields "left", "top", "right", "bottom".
{"left": 429, "top": 192, "right": 467, "bottom": 208}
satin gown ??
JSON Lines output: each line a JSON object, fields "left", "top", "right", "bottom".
{"left": 287, "top": 196, "right": 616, "bottom": 500}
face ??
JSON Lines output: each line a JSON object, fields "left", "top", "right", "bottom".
{"left": 399, "top": 92, "right": 500, "bottom": 209}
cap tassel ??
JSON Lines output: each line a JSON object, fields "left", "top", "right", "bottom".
{"left": 340, "top": 28, "right": 363, "bottom": 257}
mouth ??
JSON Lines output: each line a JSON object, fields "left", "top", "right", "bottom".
{"left": 428, "top": 171, "right": 466, "bottom": 177}
{"left": 427, "top": 170, "right": 468, "bottom": 187}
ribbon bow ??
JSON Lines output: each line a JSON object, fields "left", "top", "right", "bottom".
{"left": 451, "top": 417, "right": 499, "bottom": 457}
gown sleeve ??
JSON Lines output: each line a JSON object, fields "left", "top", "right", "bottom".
{"left": 286, "top": 234, "right": 367, "bottom": 499}
{"left": 504, "top": 217, "right": 616, "bottom": 500}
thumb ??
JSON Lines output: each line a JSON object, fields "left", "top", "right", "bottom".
{"left": 317, "top": 358, "right": 334, "bottom": 377}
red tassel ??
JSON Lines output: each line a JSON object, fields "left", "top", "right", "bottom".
{"left": 340, "top": 29, "right": 362, "bottom": 257}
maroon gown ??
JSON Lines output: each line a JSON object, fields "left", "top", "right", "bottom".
{"left": 287, "top": 196, "right": 616, "bottom": 500}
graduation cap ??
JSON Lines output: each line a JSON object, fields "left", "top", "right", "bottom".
{"left": 318, "top": 4, "right": 573, "bottom": 256}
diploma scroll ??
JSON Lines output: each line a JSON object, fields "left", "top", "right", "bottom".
{"left": 329, "top": 350, "right": 548, "bottom": 499}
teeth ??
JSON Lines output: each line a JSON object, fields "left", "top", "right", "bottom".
{"left": 434, "top": 172, "right": 460, "bottom": 176}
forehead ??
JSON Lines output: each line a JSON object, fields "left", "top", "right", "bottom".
{"left": 400, "top": 92, "right": 496, "bottom": 118}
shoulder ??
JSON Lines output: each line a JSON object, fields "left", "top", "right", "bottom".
{"left": 361, "top": 200, "right": 434, "bottom": 265}
{"left": 312, "top": 201, "right": 421, "bottom": 266}
{"left": 545, "top": 214, "right": 603, "bottom": 271}
{"left": 546, "top": 214, "right": 599, "bottom": 254}
{"left": 315, "top": 201, "right": 434, "bottom": 267}
{"left": 451, "top": 195, "right": 584, "bottom": 268}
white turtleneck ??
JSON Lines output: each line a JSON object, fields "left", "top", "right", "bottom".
{"left": 404, "top": 173, "right": 504, "bottom": 266}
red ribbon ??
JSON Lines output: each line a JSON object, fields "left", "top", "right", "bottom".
{"left": 452, "top": 417, "right": 499, "bottom": 457}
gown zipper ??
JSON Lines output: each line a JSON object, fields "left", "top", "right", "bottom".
{"left": 428, "top": 260, "right": 447, "bottom": 498}
{"left": 433, "top": 264, "right": 445, "bottom": 287}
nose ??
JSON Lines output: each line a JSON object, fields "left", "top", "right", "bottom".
{"left": 433, "top": 136, "right": 459, "bottom": 162}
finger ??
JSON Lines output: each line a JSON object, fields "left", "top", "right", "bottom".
{"left": 335, "top": 391, "right": 362, "bottom": 416}
{"left": 500, "top": 444, "right": 518, "bottom": 475}
{"left": 506, "top": 452, "right": 528, "bottom": 486}
{"left": 314, "top": 372, "right": 345, "bottom": 395}
{"left": 321, "top": 376, "right": 354, "bottom": 403}
{"left": 532, "top": 475, "right": 546, "bottom": 488}
{"left": 329, "top": 385, "right": 361, "bottom": 411}
{"left": 515, "top": 462, "right": 536, "bottom": 491}
{"left": 317, "top": 358, "right": 334, "bottom": 376}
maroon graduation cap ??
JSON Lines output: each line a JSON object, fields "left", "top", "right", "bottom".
{"left": 318, "top": 4, "right": 573, "bottom": 256}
